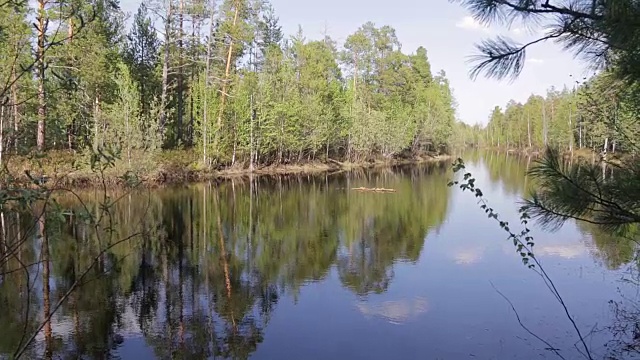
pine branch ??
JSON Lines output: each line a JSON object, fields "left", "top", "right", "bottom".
{"left": 451, "top": 0, "right": 599, "bottom": 26}
{"left": 468, "top": 33, "right": 561, "bottom": 81}
{"left": 455, "top": 0, "right": 640, "bottom": 81}
{"left": 524, "top": 147, "right": 640, "bottom": 233}
{"left": 0, "top": 0, "right": 27, "bottom": 8}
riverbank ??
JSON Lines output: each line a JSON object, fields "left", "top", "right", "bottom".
{"left": 0, "top": 150, "right": 452, "bottom": 189}
{"left": 476, "top": 146, "right": 635, "bottom": 163}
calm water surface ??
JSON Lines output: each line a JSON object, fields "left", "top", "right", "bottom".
{"left": 1, "top": 151, "right": 639, "bottom": 359}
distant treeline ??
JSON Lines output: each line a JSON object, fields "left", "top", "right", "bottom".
{"left": 457, "top": 71, "right": 640, "bottom": 154}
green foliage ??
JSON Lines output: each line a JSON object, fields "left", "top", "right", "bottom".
{"left": 256, "top": 4, "right": 282, "bottom": 61}
{"left": 457, "top": 0, "right": 640, "bottom": 158}
{"left": 124, "top": 2, "right": 160, "bottom": 121}
{"left": 470, "top": 72, "right": 639, "bottom": 156}
{"left": 523, "top": 148, "right": 640, "bottom": 234}
{"left": 0, "top": 0, "right": 459, "bottom": 169}
{"left": 192, "top": 21, "right": 458, "bottom": 166}
{"left": 456, "top": 1, "right": 640, "bottom": 239}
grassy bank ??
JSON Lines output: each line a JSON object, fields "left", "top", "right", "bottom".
{"left": 0, "top": 150, "right": 452, "bottom": 189}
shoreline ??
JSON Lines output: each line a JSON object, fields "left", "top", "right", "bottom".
{"left": 1, "top": 152, "right": 453, "bottom": 189}
{"left": 469, "top": 146, "right": 633, "bottom": 161}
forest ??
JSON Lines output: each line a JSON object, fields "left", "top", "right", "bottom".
{"left": 0, "top": 0, "right": 459, "bottom": 176}
{"left": 458, "top": 72, "right": 640, "bottom": 155}
{"left": 2, "top": 0, "right": 640, "bottom": 357}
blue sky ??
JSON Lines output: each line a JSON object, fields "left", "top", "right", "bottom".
{"left": 120, "top": 0, "right": 593, "bottom": 125}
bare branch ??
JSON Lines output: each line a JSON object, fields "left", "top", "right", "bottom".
{"left": 490, "top": 281, "right": 567, "bottom": 360}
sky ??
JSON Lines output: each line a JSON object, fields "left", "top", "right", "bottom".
{"left": 120, "top": 0, "right": 595, "bottom": 125}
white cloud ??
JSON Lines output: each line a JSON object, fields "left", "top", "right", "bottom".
{"left": 455, "top": 16, "right": 491, "bottom": 33}
{"left": 526, "top": 57, "right": 545, "bottom": 64}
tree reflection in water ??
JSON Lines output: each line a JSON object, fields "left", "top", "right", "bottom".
{"left": 1, "top": 154, "right": 638, "bottom": 359}
{"left": 0, "top": 163, "right": 451, "bottom": 359}
{"left": 472, "top": 149, "right": 640, "bottom": 360}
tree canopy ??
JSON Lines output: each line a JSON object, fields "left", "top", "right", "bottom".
{"left": 0, "top": 0, "right": 460, "bottom": 171}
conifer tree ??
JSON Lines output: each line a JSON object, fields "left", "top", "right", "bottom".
{"left": 124, "top": 3, "right": 160, "bottom": 122}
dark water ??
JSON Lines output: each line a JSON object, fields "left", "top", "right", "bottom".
{"left": 1, "top": 151, "right": 639, "bottom": 359}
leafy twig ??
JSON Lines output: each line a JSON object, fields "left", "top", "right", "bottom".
{"left": 449, "top": 158, "right": 594, "bottom": 360}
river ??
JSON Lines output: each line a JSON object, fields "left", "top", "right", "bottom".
{"left": 0, "top": 151, "right": 638, "bottom": 359}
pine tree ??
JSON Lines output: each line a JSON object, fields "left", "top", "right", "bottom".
{"left": 256, "top": 4, "right": 282, "bottom": 63}
{"left": 124, "top": 3, "right": 160, "bottom": 122}
{"left": 0, "top": 0, "right": 32, "bottom": 159}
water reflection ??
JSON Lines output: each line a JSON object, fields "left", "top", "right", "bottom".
{"left": 535, "top": 244, "right": 586, "bottom": 259}
{"left": 451, "top": 247, "right": 484, "bottom": 265}
{"left": 478, "top": 150, "right": 640, "bottom": 359}
{"left": 356, "top": 297, "right": 429, "bottom": 324}
{"left": 578, "top": 221, "right": 639, "bottom": 270}
{"left": 464, "top": 149, "right": 638, "bottom": 263}
{"left": 1, "top": 153, "right": 638, "bottom": 359}
{"left": 0, "top": 163, "right": 451, "bottom": 359}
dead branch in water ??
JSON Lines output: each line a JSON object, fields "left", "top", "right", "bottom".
{"left": 351, "top": 187, "right": 396, "bottom": 193}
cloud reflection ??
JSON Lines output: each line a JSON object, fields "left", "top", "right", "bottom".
{"left": 453, "top": 250, "right": 483, "bottom": 265}
{"left": 356, "top": 297, "right": 429, "bottom": 325}
{"left": 537, "top": 245, "right": 586, "bottom": 259}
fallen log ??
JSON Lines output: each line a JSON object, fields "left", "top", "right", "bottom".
{"left": 351, "top": 187, "right": 396, "bottom": 193}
